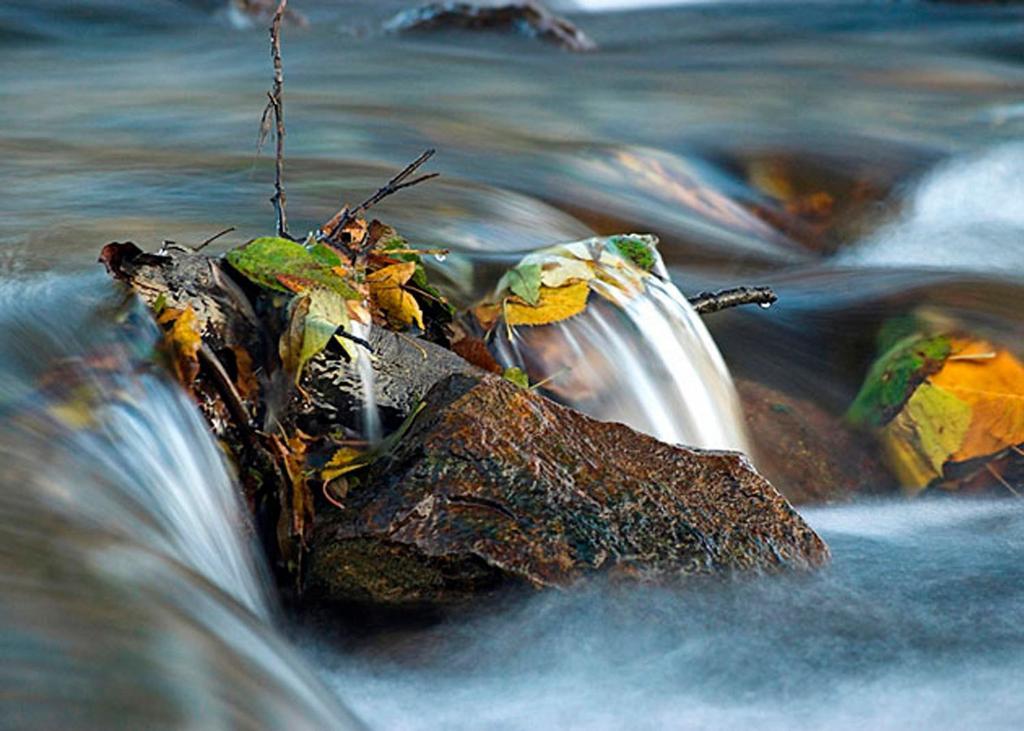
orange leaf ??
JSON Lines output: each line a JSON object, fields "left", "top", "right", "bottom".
{"left": 930, "top": 338, "right": 1024, "bottom": 462}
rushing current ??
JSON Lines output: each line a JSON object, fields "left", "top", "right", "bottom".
{"left": 2, "top": 0, "right": 1024, "bottom": 729}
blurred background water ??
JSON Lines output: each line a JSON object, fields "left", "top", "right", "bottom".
{"left": 1, "top": 0, "right": 1023, "bottom": 728}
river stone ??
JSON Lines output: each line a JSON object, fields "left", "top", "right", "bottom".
{"left": 384, "top": 2, "right": 598, "bottom": 52}
{"left": 737, "top": 379, "right": 898, "bottom": 504}
{"left": 307, "top": 373, "right": 829, "bottom": 608}
{"left": 299, "top": 326, "right": 480, "bottom": 435}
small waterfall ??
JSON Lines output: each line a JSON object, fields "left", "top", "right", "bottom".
{"left": 351, "top": 322, "right": 382, "bottom": 445}
{"left": 490, "top": 238, "right": 750, "bottom": 453}
{"left": 0, "top": 274, "right": 361, "bottom": 729}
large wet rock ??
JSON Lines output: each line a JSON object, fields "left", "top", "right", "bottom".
{"left": 307, "top": 373, "right": 829, "bottom": 608}
{"left": 737, "top": 379, "right": 898, "bottom": 504}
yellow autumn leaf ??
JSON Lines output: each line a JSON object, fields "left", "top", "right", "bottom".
{"left": 880, "top": 382, "right": 971, "bottom": 491}
{"left": 321, "top": 446, "right": 365, "bottom": 482}
{"left": 505, "top": 281, "right": 590, "bottom": 327}
{"left": 158, "top": 306, "right": 202, "bottom": 386}
{"left": 367, "top": 261, "right": 424, "bottom": 330}
{"left": 930, "top": 338, "right": 1024, "bottom": 462}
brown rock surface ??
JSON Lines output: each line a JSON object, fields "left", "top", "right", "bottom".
{"left": 737, "top": 379, "right": 898, "bottom": 504}
{"left": 308, "top": 374, "right": 829, "bottom": 608}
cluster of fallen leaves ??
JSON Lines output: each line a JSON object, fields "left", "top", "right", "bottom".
{"left": 225, "top": 221, "right": 449, "bottom": 387}
{"left": 848, "top": 321, "right": 1024, "bottom": 496}
{"left": 159, "top": 217, "right": 452, "bottom": 567}
{"left": 473, "top": 234, "right": 660, "bottom": 332}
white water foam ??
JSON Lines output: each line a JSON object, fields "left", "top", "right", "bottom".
{"left": 841, "top": 143, "right": 1024, "bottom": 277}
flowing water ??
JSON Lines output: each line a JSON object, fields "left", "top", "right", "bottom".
{"left": 2, "top": 0, "right": 1024, "bottom": 728}
{"left": 490, "top": 250, "right": 750, "bottom": 451}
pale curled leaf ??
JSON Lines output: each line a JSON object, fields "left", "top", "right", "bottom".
{"left": 279, "top": 289, "right": 353, "bottom": 385}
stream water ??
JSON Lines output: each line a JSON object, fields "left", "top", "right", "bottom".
{"left": 2, "top": 0, "right": 1024, "bottom": 728}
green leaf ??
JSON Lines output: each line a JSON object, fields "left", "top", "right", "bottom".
{"left": 506, "top": 263, "right": 542, "bottom": 306}
{"left": 309, "top": 241, "right": 343, "bottom": 268}
{"left": 279, "top": 288, "right": 352, "bottom": 385}
{"left": 609, "top": 234, "right": 658, "bottom": 272}
{"left": 226, "top": 237, "right": 360, "bottom": 299}
{"left": 847, "top": 334, "right": 952, "bottom": 428}
{"left": 502, "top": 367, "right": 530, "bottom": 389}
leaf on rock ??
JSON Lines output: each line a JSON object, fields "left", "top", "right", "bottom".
{"left": 476, "top": 235, "right": 659, "bottom": 332}
{"left": 279, "top": 295, "right": 310, "bottom": 385}
{"left": 472, "top": 301, "right": 503, "bottom": 331}
{"left": 367, "top": 261, "right": 424, "bottom": 330}
{"left": 930, "top": 339, "right": 1024, "bottom": 462}
{"left": 847, "top": 334, "right": 951, "bottom": 428}
{"left": 505, "top": 281, "right": 590, "bottom": 326}
{"left": 502, "top": 367, "right": 530, "bottom": 389}
{"left": 321, "top": 446, "right": 366, "bottom": 482}
{"left": 282, "top": 433, "right": 314, "bottom": 548}
{"left": 451, "top": 335, "right": 503, "bottom": 373}
{"left": 303, "top": 288, "right": 351, "bottom": 370}
{"left": 880, "top": 382, "right": 972, "bottom": 491}
{"left": 225, "top": 237, "right": 360, "bottom": 299}
{"left": 608, "top": 234, "right": 658, "bottom": 272}
{"left": 279, "top": 288, "right": 354, "bottom": 385}
{"left": 852, "top": 329, "right": 1024, "bottom": 493}
{"left": 230, "top": 345, "right": 259, "bottom": 401}
{"left": 309, "top": 241, "right": 344, "bottom": 268}
{"left": 540, "top": 258, "right": 593, "bottom": 289}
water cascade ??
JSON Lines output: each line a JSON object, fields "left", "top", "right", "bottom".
{"left": 0, "top": 275, "right": 360, "bottom": 729}
{"left": 489, "top": 238, "right": 750, "bottom": 453}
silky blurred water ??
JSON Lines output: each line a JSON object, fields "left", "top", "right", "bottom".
{"left": 1, "top": 1, "right": 1024, "bottom": 729}
{"left": 0, "top": 274, "right": 361, "bottom": 729}
{"left": 313, "top": 498, "right": 1024, "bottom": 730}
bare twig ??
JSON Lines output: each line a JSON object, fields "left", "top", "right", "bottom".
{"left": 985, "top": 462, "right": 1022, "bottom": 499}
{"left": 195, "top": 226, "right": 236, "bottom": 251}
{"left": 318, "top": 149, "right": 439, "bottom": 245}
{"left": 197, "top": 343, "right": 254, "bottom": 442}
{"left": 260, "top": 0, "right": 290, "bottom": 239}
{"left": 688, "top": 286, "right": 777, "bottom": 315}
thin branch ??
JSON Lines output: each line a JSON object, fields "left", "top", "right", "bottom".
{"left": 985, "top": 462, "right": 1022, "bottom": 499}
{"left": 264, "top": 0, "right": 289, "bottom": 239}
{"left": 688, "top": 286, "right": 777, "bottom": 315}
{"left": 197, "top": 343, "right": 254, "bottom": 443}
{"left": 318, "top": 149, "right": 439, "bottom": 245}
{"left": 195, "top": 226, "right": 236, "bottom": 251}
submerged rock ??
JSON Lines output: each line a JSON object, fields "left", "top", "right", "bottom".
{"left": 384, "top": 2, "right": 597, "bottom": 52}
{"left": 307, "top": 373, "right": 828, "bottom": 608}
{"left": 737, "top": 379, "right": 898, "bottom": 504}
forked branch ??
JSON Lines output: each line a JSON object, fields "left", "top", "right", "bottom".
{"left": 318, "top": 149, "right": 439, "bottom": 245}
